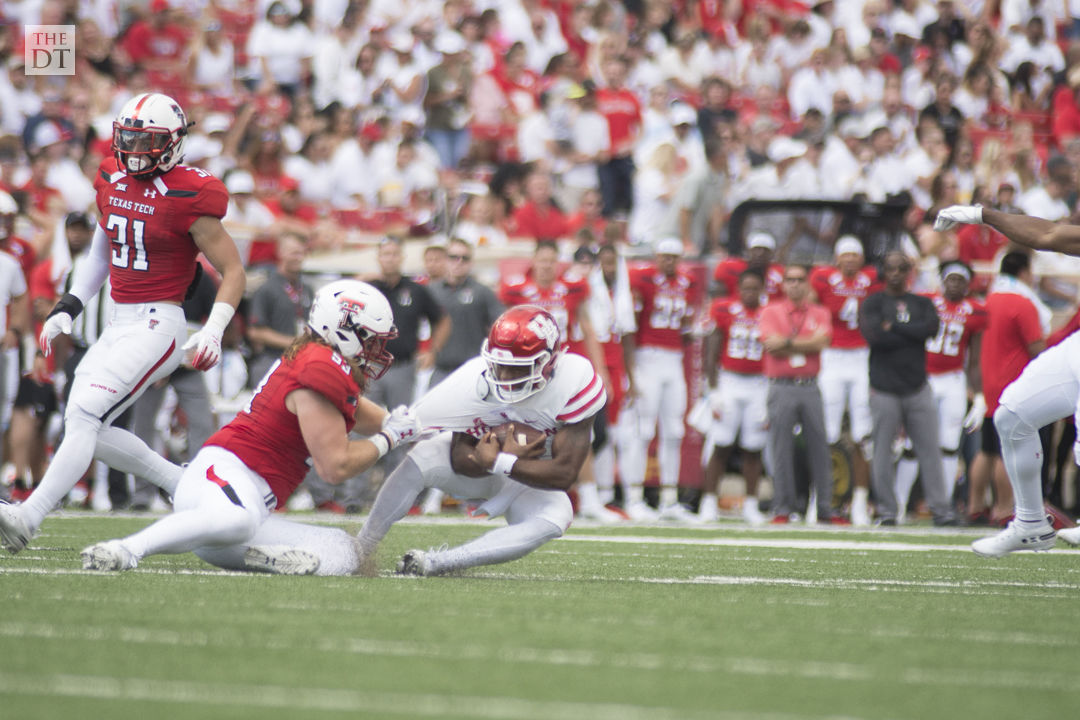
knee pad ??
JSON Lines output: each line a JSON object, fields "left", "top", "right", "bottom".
{"left": 993, "top": 404, "right": 1035, "bottom": 444}
{"left": 508, "top": 488, "right": 573, "bottom": 532}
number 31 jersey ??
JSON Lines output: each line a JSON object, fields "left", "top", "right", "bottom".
{"left": 93, "top": 156, "right": 228, "bottom": 304}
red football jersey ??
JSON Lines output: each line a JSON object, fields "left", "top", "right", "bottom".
{"left": 630, "top": 267, "right": 699, "bottom": 350}
{"left": 94, "top": 157, "right": 228, "bottom": 304}
{"left": 810, "top": 266, "right": 881, "bottom": 349}
{"left": 710, "top": 297, "right": 764, "bottom": 374}
{"left": 207, "top": 343, "right": 361, "bottom": 506}
{"left": 713, "top": 258, "right": 784, "bottom": 302}
{"left": 499, "top": 272, "right": 588, "bottom": 348}
{"left": 924, "top": 294, "right": 987, "bottom": 375}
{"left": 981, "top": 292, "right": 1044, "bottom": 414}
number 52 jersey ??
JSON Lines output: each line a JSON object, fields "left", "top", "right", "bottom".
{"left": 93, "top": 156, "right": 229, "bottom": 304}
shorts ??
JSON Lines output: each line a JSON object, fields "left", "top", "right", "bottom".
{"left": 980, "top": 415, "right": 1000, "bottom": 457}
{"left": 14, "top": 376, "right": 58, "bottom": 419}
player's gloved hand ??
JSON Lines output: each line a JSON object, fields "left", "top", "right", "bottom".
{"left": 183, "top": 327, "right": 223, "bottom": 371}
{"left": 708, "top": 386, "right": 724, "bottom": 419}
{"left": 39, "top": 312, "right": 72, "bottom": 357}
{"left": 382, "top": 405, "right": 423, "bottom": 448}
{"left": 184, "top": 302, "right": 235, "bottom": 372}
{"left": 963, "top": 393, "right": 987, "bottom": 433}
{"left": 933, "top": 205, "right": 983, "bottom": 232}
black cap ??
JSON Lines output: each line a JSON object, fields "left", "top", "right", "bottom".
{"left": 65, "top": 211, "right": 92, "bottom": 228}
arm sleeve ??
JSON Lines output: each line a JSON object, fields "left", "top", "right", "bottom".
{"left": 68, "top": 224, "right": 112, "bottom": 305}
{"left": 858, "top": 295, "right": 903, "bottom": 348}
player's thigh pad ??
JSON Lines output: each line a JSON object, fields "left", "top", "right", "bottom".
{"left": 1000, "top": 338, "right": 1080, "bottom": 429}
{"left": 505, "top": 484, "right": 573, "bottom": 531}
{"left": 174, "top": 446, "right": 272, "bottom": 534}
{"left": 739, "top": 378, "right": 769, "bottom": 452}
{"left": 929, "top": 371, "right": 966, "bottom": 450}
{"left": 70, "top": 303, "right": 186, "bottom": 421}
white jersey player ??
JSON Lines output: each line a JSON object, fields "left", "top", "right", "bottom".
{"left": 356, "top": 304, "right": 606, "bottom": 577}
{"left": 935, "top": 204, "right": 1080, "bottom": 555}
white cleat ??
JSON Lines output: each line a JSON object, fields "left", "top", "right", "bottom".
{"left": 742, "top": 500, "right": 766, "bottom": 527}
{"left": 0, "top": 502, "right": 32, "bottom": 554}
{"left": 577, "top": 502, "right": 625, "bottom": 524}
{"left": 659, "top": 503, "right": 700, "bottom": 523}
{"left": 243, "top": 545, "right": 320, "bottom": 575}
{"left": 623, "top": 501, "right": 659, "bottom": 522}
{"left": 850, "top": 500, "right": 872, "bottom": 528}
{"left": 397, "top": 548, "right": 432, "bottom": 576}
{"left": 1057, "top": 526, "right": 1080, "bottom": 546}
{"left": 698, "top": 501, "right": 719, "bottom": 524}
{"left": 971, "top": 519, "right": 1056, "bottom": 558}
{"left": 81, "top": 540, "right": 138, "bottom": 571}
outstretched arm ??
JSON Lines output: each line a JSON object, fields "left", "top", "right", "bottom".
{"left": 935, "top": 205, "right": 1080, "bottom": 256}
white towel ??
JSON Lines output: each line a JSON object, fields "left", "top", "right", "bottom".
{"left": 587, "top": 253, "right": 636, "bottom": 339}
{"left": 989, "top": 273, "right": 1052, "bottom": 336}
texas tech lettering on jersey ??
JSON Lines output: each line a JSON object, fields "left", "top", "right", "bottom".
{"left": 94, "top": 156, "right": 228, "bottom": 304}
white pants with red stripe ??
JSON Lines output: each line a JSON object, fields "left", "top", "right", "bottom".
{"left": 20, "top": 302, "right": 189, "bottom": 533}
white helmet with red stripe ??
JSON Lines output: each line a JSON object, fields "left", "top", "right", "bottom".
{"left": 308, "top": 280, "right": 398, "bottom": 381}
{"left": 112, "top": 92, "right": 190, "bottom": 177}
{"left": 481, "top": 305, "right": 562, "bottom": 402}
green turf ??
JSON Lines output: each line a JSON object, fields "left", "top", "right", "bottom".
{"left": 1, "top": 514, "right": 1077, "bottom": 719}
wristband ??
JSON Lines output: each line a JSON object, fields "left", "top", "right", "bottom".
{"left": 48, "top": 293, "right": 83, "bottom": 321}
{"left": 491, "top": 452, "right": 517, "bottom": 477}
{"left": 204, "top": 302, "right": 235, "bottom": 336}
{"left": 370, "top": 432, "right": 391, "bottom": 459}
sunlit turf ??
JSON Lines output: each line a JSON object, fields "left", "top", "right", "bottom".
{"left": 1, "top": 513, "right": 1077, "bottom": 719}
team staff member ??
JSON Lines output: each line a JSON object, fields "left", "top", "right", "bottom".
{"left": 859, "top": 251, "right": 954, "bottom": 527}
{"left": 759, "top": 264, "right": 835, "bottom": 524}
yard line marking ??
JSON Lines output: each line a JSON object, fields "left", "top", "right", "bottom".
{"left": 561, "top": 534, "right": 1080, "bottom": 553}
{"left": 2, "top": 623, "right": 1077, "bottom": 694}
{"left": 0, "top": 672, "right": 837, "bottom": 720}
{"left": 639, "top": 575, "right": 1080, "bottom": 591}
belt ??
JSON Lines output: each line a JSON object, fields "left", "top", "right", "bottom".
{"left": 769, "top": 376, "right": 818, "bottom": 386}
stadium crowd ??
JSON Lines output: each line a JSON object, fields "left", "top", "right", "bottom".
{"left": 2, "top": 0, "right": 1080, "bottom": 528}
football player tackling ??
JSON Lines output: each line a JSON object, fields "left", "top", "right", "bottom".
{"left": 0, "top": 93, "right": 245, "bottom": 553}
{"left": 81, "top": 281, "right": 422, "bottom": 575}
{"left": 356, "top": 305, "right": 606, "bottom": 576}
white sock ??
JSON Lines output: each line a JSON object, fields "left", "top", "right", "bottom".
{"left": 852, "top": 486, "right": 869, "bottom": 511}
{"left": 592, "top": 442, "right": 615, "bottom": 504}
{"left": 660, "top": 486, "right": 678, "bottom": 507}
{"left": 658, "top": 437, "right": 682, "bottom": 490}
{"left": 428, "top": 517, "right": 562, "bottom": 575}
{"left": 96, "top": 426, "right": 182, "bottom": 495}
{"left": 618, "top": 435, "right": 648, "bottom": 502}
{"left": 700, "top": 491, "right": 718, "bottom": 514}
{"left": 998, "top": 410, "right": 1045, "bottom": 523}
{"left": 578, "top": 481, "right": 603, "bottom": 510}
{"left": 941, "top": 452, "right": 959, "bottom": 503}
{"left": 22, "top": 416, "right": 100, "bottom": 531}
{"left": 356, "top": 457, "right": 426, "bottom": 555}
{"left": 894, "top": 457, "right": 919, "bottom": 514}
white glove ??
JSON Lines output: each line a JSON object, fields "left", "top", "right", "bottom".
{"left": 382, "top": 405, "right": 423, "bottom": 448}
{"left": 183, "top": 302, "right": 235, "bottom": 372}
{"left": 183, "top": 327, "right": 223, "bottom": 371}
{"left": 963, "top": 393, "right": 987, "bottom": 433}
{"left": 39, "top": 312, "right": 72, "bottom": 357}
{"left": 933, "top": 205, "right": 983, "bottom": 232}
{"left": 707, "top": 386, "right": 724, "bottom": 419}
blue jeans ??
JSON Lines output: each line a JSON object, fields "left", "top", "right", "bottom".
{"left": 426, "top": 128, "right": 471, "bottom": 169}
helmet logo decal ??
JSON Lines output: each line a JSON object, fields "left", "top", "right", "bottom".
{"left": 527, "top": 314, "right": 558, "bottom": 349}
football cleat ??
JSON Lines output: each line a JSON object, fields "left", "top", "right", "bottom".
{"left": 971, "top": 519, "right": 1056, "bottom": 558}
{"left": 577, "top": 502, "right": 625, "bottom": 524}
{"left": 1056, "top": 526, "right": 1080, "bottom": 546}
{"left": 81, "top": 540, "right": 138, "bottom": 571}
{"left": 742, "top": 500, "right": 766, "bottom": 526}
{"left": 0, "top": 502, "right": 32, "bottom": 554}
{"left": 659, "top": 503, "right": 699, "bottom": 523}
{"left": 243, "top": 545, "right": 320, "bottom": 575}
{"left": 397, "top": 549, "right": 432, "bottom": 576}
{"left": 623, "top": 501, "right": 659, "bottom": 522}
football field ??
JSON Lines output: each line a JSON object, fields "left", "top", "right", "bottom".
{"left": 1, "top": 513, "right": 1077, "bottom": 720}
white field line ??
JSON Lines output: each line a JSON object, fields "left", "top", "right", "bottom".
{"left": 0, "top": 622, "right": 1075, "bottom": 695}
{"left": 0, "top": 672, "right": 799, "bottom": 720}
{"left": 560, "top": 534, "right": 1059, "bottom": 553}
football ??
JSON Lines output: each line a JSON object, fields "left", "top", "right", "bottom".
{"left": 490, "top": 422, "right": 546, "bottom": 447}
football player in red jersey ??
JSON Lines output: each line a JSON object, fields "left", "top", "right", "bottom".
{"left": 357, "top": 305, "right": 606, "bottom": 576}
{"left": 701, "top": 269, "right": 768, "bottom": 525}
{"left": 713, "top": 231, "right": 785, "bottom": 302}
{"left": 622, "top": 237, "right": 701, "bottom": 521}
{"left": 894, "top": 261, "right": 986, "bottom": 520}
{"left": 81, "top": 281, "right": 422, "bottom": 575}
{"left": 0, "top": 93, "right": 246, "bottom": 554}
{"left": 809, "top": 236, "right": 881, "bottom": 526}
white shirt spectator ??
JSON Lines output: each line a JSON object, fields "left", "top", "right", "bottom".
{"left": 375, "top": 157, "right": 438, "bottom": 207}
{"left": 952, "top": 86, "right": 989, "bottom": 120}
{"left": 901, "top": 67, "right": 936, "bottom": 110}
{"left": 247, "top": 19, "right": 314, "bottom": 87}
{"left": 562, "top": 109, "right": 610, "bottom": 191}
{"left": 734, "top": 44, "right": 782, "bottom": 91}
{"left": 47, "top": 159, "right": 96, "bottom": 213}
{"left": 821, "top": 135, "right": 861, "bottom": 199}
{"left": 657, "top": 41, "right": 714, "bottom": 91}
{"left": 863, "top": 153, "right": 913, "bottom": 202}
{"left": 192, "top": 39, "right": 236, "bottom": 96}
{"left": 1000, "top": 0, "right": 1058, "bottom": 33}
{"left": 1000, "top": 35, "right": 1065, "bottom": 74}
{"left": 629, "top": 166, "right": 678, "bottom": 245}
{"left": 454, "top": 219, "right": 509, "bottom": 249}
{"left": 0, "top": 72, "right": 42, "bottom": 137}
{"left": 1018, "top": 186, "right": 1070, "bottom": 220}
{"left": 788, "top": 66, "right": 838, "bottom": 118}
{"left": 517, "top": 110, "right": 555, "bottom": 165}
{"left": 283, "top": 154, "right": 336, "bottom": 205}
{"left": 769, "top": 35, "right": 815, "bottom": 78}
{"left": 330, "top": 139, "right": 376, "bottom": 207}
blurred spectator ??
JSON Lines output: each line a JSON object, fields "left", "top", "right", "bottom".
{"left": 860, "top": 251, "right": 954, "bottom": 526}
{"left": 188, "top": 20, "right": 237, "bottom": 97}
{"left": 558, "top": 85, "right": 611, "bottom": 212}
{"left": 919, "top": 74, "right": 964, "bottom": 151}
{"left": 424, "top": 32, "right": 473, "bottom": 170}
{"left": 454, "top": 191, "right": 509, "bottom": 248}
{"left": 595, "top": 57, "right": 642, "bottom": 217}
{"left": 676, "top": 139, "right": 730, "bottom": 255}
{"left": 968, "top": 251, "right": 1049, "bottom": 524}
{"left": 246, "top": 1, "right": 314, "bottom": 97}
{"left": 246, "top": 233, "right": 313, "bottom": 383}
{"left": 759, "top": 262, "right": 834, "bottom": 523}
{"left": 629, "top": 142, "right": 680, "bottom": 246}
{"left": 429, "top": 238, "right": 503, "bottom": 387}
{"left": 507, "top": 169, "right": 570, "bottom": 241}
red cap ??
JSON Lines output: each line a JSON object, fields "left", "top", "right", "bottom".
{"left": 150, "top": 0, "right": 170, "bottom": 13}
{"left": 279, "top": 175, "right": 300, "bottom": 192}
{"left": 360, "top": 123, "right": 382, "bottom": 141}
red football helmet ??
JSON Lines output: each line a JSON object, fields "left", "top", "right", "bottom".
{"left": 481, "top": 305, "right": 561, "bottom": 402}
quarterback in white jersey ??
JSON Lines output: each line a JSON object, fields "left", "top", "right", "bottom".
{"left": 356, "top": 304, "right": 606, "bottom": 577}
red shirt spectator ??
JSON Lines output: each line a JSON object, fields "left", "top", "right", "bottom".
{"left": 506, "top": 171, "right": 570, "bottom": 241}
{"left": 596, "top": 80, "right": 642, "bottom": 156}
{"left": 981, "top": 290, "right": 1044, "bottom": 415}
{"left": 957, "top": 224, "right": 1008, "bottom": 294}
{"left": 759, "top": 296, "right": 831, "bottom": 379}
